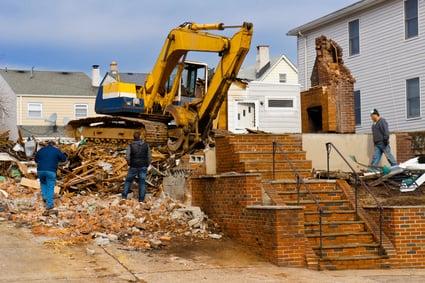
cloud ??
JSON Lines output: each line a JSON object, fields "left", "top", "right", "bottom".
{"left": 0, "top": 0, "right": 357, "bottom": 72}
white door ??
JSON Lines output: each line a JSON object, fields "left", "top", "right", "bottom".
{"left": 237, "top": 102, "right": 255, "bottom": 129}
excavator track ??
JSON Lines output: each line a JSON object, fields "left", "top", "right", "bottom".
{"left": 66, "top": 116, "right": 168, "bottom": 145}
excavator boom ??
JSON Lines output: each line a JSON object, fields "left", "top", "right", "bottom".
{"left": 67, "top": 22, "right": 253, "bottom": 154}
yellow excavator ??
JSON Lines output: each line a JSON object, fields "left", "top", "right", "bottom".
{"left": 67, "top": 22, "right": 253, "bottom": 155}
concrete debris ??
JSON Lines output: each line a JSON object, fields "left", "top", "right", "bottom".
{"left": 149, "top": 239, "right": 162, "bottom": 249}
{"left": 95, "top": 236, "right": 110, "bottom": 246}
{"left": 208, "top": 233, "right": 222, "bottom": 240}
{"left": 0, "top": 189, "right": 8, "bottom": 198}
{"left": 86, "top": 247, "right": 96, "bottom": 256}
{"left": 0, "top": 180, "right": 220, "bottom": 250}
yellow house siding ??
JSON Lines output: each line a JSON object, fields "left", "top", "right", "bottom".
{"left": 17, "top": 96, "right": 97, "bottom": 126}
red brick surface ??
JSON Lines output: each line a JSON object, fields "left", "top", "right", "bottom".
{"left": 395, "top": 133, "right": 413, "bottom": 163}
{"left": 190, "top": 174, "right": 306, "bottom": 267}
{"left": 195, "top": 134, "right": 425, "bottom": 269}
{"left": 365, "top": 206, "right": 425, "bottom": 268}
{"left": 301, "top": 36, "right": 356, "bottom": 134}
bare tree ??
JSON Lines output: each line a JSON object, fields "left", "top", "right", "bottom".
{"left": 0, "top": 80, "right": 11, "bottom": 125}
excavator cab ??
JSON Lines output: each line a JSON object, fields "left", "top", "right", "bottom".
{"left": 168, "top": 61, "right": 208, "bottom": 105}
{"left": 95, "top": 61, "right": 208, "bottom": 117}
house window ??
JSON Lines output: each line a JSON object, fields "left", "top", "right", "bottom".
{"left": 268, "top": 99, "right": 294, "bottom": 108}
{"left": 349, "top": 19, "right": 360, "bottom": 56}
{"left": 279, "top": 73, "right": 287, "bottom": 83}
{"left": 406, "top": 78, "right": 420, "bottom": 118}
{"left": 405, "top": 0, "right": 419, "bottom": 39}
{"left": 354, "top": 90, "right": 361, "bottom": 125}
{"left": 74, "top": 104, "right": 88, "bottom": 118}
{"left": 27, "top": 103, "right": 42, "bottom": 118}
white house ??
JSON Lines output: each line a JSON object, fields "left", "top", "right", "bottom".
{"left": 288, "top": 0, "right": 425, "bottom": 133}
{"left": 228, "top": 45, "right": 301, "bottom": 133}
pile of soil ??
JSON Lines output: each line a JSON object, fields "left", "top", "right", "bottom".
{"left": 359, "top": 184, "right": 425, "bottom": 206}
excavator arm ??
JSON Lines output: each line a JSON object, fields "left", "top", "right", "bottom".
{"left": 68, "top": 22, "right": 253, "bottom": 154}
{"left": 142, "top": 22, "right": 252, "bottom": 113}
{"left": 141, "top": 22, "right": 253, "bottom": 150}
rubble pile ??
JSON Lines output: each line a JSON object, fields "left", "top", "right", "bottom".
{"left": 0, "top": 132, "right": 218, "bottom": 250}
{"left": 0, "top": 181, "right": 221, "bottom": 249}
{"left": 0, "top": 139, "right": 172, "bottom": 194}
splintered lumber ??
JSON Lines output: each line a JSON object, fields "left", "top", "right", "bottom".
{"left": 20, "top": 177, "right": 61, "bottom": 194}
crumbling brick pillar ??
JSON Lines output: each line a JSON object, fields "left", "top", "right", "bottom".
{"left": 301, "top": 36, "right": 356, "bottom": 133}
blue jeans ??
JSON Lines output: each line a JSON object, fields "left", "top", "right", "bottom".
{"left": 38, "top": 171, "right": 56, "bottom": 209}
{"left": 371, "top": 143, "right": 397, "bottom": 167}
{"left": 122, "top": 167, "right": 147, "bottom": 201}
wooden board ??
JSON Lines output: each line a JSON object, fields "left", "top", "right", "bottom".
{"left": 20, "top": 177, "right": 61, "bottom": 195}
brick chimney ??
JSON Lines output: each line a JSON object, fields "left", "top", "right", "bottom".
{"left": 255, "top": 45, "right": 270, "bottom": 77}
{"left": 110, "top": 60, "right": 118, "bottom": 75}
{"left": 91, "top": 65, "right": 100, "bottom": 87}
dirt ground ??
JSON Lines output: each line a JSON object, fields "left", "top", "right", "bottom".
{"left": 359, "top": 185, "right": 425, "bottom": 206}
{"left": 3, "top": 220, "right": 425, "bottom": 282}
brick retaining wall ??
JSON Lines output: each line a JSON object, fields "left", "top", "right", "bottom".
{"left": 365, "top": 206, "right": 425, "bottom": 268}
{"left": 190, "top": 173, "right": 306, "bottom": 267}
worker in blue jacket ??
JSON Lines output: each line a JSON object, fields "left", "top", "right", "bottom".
{"left": 35, "top": 140, "right": 67, "bottom": 215}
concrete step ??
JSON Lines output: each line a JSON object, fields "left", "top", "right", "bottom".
{"left": 319, "top": 255, "right": 390, "bottom": 270}
{"left": 305, "top": 221, "right": 366, "bottom": 234}
{"left": 224, "top": 134, "right": 302, "bottom": 144}
{"left": 228, "top": 142, "right": 303, "bottom": 152}
{"left": 313, "top": 243, "right": 381, "bottom": 258}
{"left": 251, "top": 170, "right": 312, "bottom": 180}
{"left": 266, "top": 179, "right": 337, "bottom": 193}
{"left": 307, "top": 231, "right": 375, "bottom": 246}
{"left": 276, "top": 190, "right": 344, "bottom": 202}
{"left": 240, "top": 160, "right": 312, "bottom": 172}
{"left": 304, "top": 210, "right": 356, "bottom": 222}
{"left": 285, "top": 200, "right": 351, "bottom": 211}
{"left": 235, "top": 151, "right": 307, "bottom": 161}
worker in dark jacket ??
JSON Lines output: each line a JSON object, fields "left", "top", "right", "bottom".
{"left": 35, "top": 140, "right": 67, "bottom": 215}
{"left": 370, "top": 109, "right": 397, "bottom": 167}
{"left": 122, "top": 131, "right": 151, "bottom": 202}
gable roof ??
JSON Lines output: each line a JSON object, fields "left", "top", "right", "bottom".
{"left": 287, "top": 0, "right": 386, "bottom": 36}
{"left": 0, "top": 69, "right": 97, "bottom": 96}
{"left": 237, "top": 55, "right": 297, "bottom": 81}
{"left": 104, "top": 72, "right": 148, "bottom": 86}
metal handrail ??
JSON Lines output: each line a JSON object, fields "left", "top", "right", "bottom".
{"left": 325, "top": 142, "right": 385, "bottom": 255}
{"left": 272, "top": 141, "right": 324, "bottom": 258}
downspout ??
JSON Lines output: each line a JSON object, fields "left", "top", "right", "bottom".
{"left": 19, "top": 95, "right": 22, "bottom": 126}
{"left": 298, "top": 31, "right": 308, "bottom": 90}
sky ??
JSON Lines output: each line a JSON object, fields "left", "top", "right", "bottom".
{"left": 0, "top": 0, "right": 357, "bottom": 76}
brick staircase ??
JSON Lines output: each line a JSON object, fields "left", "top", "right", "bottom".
{"left": 264, "top": 180, "right": 391, "bottom": 270}
{"left": 215, "top": 134, "right": 391, "bottom": 270}
{"left": 216, "top": 134, "right": 311, "bottom": 179}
